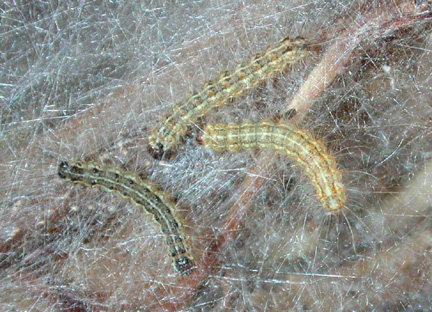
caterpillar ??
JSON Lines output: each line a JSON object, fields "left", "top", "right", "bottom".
{"left": 58, "top": 161, "right": 195, "bottom": 275}
{"left": 148, "top": 36, "right": 309, "bottom": 159}
{"left": 200, "top": 120, "right": 346, "bottom": 213}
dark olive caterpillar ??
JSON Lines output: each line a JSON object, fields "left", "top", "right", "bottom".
{"left": 148, "top": 36, "right": 309, "bottom": 159}
{"left": 58, "top": 161, "right": 195, "bottom": 276}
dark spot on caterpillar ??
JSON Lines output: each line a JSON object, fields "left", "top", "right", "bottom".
{"left": 170, "top": 247, "right": 178, "bottom": 257}
{"left": 160, "top": 225, "right": 168, "bottom": 234}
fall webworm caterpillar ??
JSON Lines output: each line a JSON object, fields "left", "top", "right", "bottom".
{"left": 200, "top": 120, "right": 346, "bottom": 213}
{"left": 148, "top": 36, "right": 308, "bottom": 159}
{"left": 58, "top": 161, "right": 195, "bottom": 275}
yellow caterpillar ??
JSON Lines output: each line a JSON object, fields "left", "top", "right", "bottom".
{"left": 148, "top": 37, "right": 308, "bottom": 159}
{"left": 201, "top": 120, "right": 346, "bottom": 213}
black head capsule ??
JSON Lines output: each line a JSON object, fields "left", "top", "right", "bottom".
{"left": 148, "top": 142, "right": 174, "bottom": 160}
{"left": 58, "top": 161, "right": 69, "bottom": 179}
{"left": 174, "top": 256, "right": 195, "bottom": 276}
{"left": 148, "top": 142, "right": 164, "bottom": 160}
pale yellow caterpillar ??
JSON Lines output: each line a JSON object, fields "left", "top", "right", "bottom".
{"left": 148, "top": 37, "right": 308, "bottom": 159}
{"left": 201, "top": 120, "right": 346, "bottom": 213}
{"left": 58, "top": 161, "right": 195, "bottom": 275}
